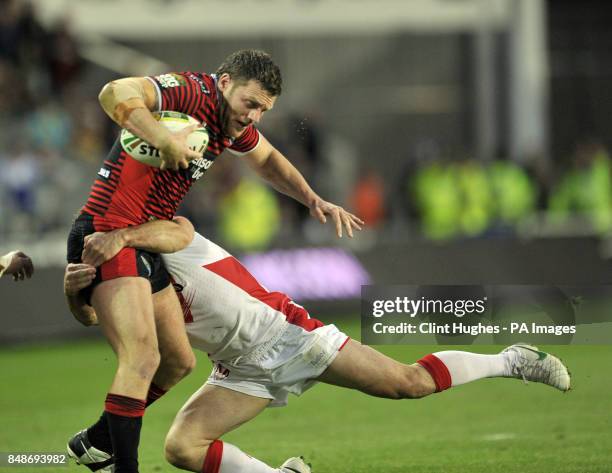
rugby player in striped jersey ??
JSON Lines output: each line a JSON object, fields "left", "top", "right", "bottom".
{"left": 66, "top": 50, "right": 363, "bottom": 473}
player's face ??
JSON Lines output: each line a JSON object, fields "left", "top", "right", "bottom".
{"left": 218, "top": 75, "right": 277, "bottom": 138}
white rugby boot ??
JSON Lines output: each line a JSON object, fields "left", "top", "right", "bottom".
{"left": 502, "top": 343, "right": 571, "bottom": 392}
{"left": 280, "top": 456, "right": 312, "bottom": 473}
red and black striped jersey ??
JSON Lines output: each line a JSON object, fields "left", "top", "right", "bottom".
{"left": 81, "top": 72, "right": 260, "bottom": 230}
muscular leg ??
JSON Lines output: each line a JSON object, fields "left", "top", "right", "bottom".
{"left": 318, "top": 339, "right": 526, "bottom": 398}
{"left": 90, "top": 277, "right": 160, "bottom": 473}
{"left": 92, "top": 277, "right": 160, "bottom": 400}
{"left": 151, "top": 284, "right": 196, "bottom": 391}
{"left": 85, "top": 284, "right": 195, "bottom": 457}
{"left": 317, "top": 339, "right": 436, "bottom": 399}
{"left": 164, "top": 385, "right": 271, "bottom": 472}
{"left": 162, "top": 342, "right": 439, "bottom": 473}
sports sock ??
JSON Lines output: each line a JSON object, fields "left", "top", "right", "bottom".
{"left": 202, "top": 440, "right": 281, "bottom": 473}
{"left": 146, "top": 382, "right": 168, "bottom": 406}
{"left": 87, "top": 383, "right": 167, "bottom": 455}
{"left": 418, "top": 351, "right": 513, "bottom": 390}
{"left": 86, "top": 413, "right": 113, "bottom": 454}
{"left": 105, "top": 393, "right": 146, "bottom": 473}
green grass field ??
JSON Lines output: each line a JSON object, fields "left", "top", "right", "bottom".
{"left": 1, "top": 318, "right": 611, "bottom": 473}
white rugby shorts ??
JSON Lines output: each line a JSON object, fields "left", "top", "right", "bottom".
{"left": 207, "top": 323, "right": 350, "bottom": 407}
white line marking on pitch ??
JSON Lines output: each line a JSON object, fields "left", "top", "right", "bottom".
{"left": 479, "top": 433, "right": 517, "bottom": 441}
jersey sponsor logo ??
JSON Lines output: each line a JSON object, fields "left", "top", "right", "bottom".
{"left": 188, "top": 73, "right": 210, "bottom": 94}
{"left": 155, "top": 73, "right": 186, "bottom": 88}
{"left": 189, "top": 157, "right": 214, "bottom": 180}
{"left": 98, "top": 168, "right": 111, "bottom": 178}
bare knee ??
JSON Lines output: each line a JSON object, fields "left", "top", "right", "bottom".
{"left": 164, "top": 430, "right": 211, "bottom": 470}
{"left": 164, "top": 436, "right": 198, "bottom": 470}
{"left": 159, "top": 351, "right": 196, "bottom": 386}
{"left": 119, "top": 343, "right": 161, "bottom": 381}
{"left": 170, "top": 351, "right": 196, "bottom": 383}
{"left": 175, "top": 351, "right": 196, "bottom": 379}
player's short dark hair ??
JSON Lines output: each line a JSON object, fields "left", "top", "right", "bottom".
{"left": 216, "top": 49, "right": 282, "bottom": 97}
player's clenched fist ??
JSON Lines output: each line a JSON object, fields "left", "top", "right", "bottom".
{"left": 158, "top": 124, "right": 203, "bottom": 171}
{"left": 81, "top": 230, "right": 127, "bottom": 267}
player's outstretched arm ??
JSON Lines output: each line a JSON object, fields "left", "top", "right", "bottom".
{"left": 243, "top": 135, "right": 364, "bottom": 238}
{"left": 0, "top": 250, "right": 34, "bottom": 281}
{"left": 81, "top": 217, "right": 195, "bottom": 267}
{"left": 64, "top": 263, "right": 98, "bottom": 326}
{"left": 98, "top": 77, "right": 200, "bottom": 170}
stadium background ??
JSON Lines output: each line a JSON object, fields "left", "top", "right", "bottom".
{"left": 1, "top": 0, "right": 611, "bottom": 472}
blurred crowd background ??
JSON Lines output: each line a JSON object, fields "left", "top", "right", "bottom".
{"left": 1, "top": 0, "right": 611, "bottom": 254}
{"left": 3, "top": 0, "right": 612, "bottom": 344}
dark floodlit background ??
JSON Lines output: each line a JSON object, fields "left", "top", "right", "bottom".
{"left": 1, "top": 2, "right": 612, "bottom": 473}
{"left": 1, "top": 0, "right": 611, "bottom": 340}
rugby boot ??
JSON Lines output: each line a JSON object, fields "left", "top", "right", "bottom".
{"left": 280, "top": 455, "right": 312, "bottom": 473}
{"left": 67, "top": 429, "right": 114, "bottom": 472}
{"left": 502, "top": 343, "right": 571, "bottom": 391}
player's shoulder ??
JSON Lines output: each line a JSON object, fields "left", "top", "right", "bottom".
{"left": 184, "top": 71, "right": 216, "bottom": 95}
{"left": 230, "top": 124, "right": 261, "bottom": 153}
{"left": 154, "top": 71, "right": 213, "bottom": 91}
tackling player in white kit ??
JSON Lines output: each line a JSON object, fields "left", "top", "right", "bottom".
{"left": 65, "top": 217, "right": 571, "bottom": 473}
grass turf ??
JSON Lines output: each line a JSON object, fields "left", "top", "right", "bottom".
{"left": 0, "top": 318, "right": 610, "bottom": 473}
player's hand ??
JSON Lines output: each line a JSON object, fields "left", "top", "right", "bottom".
{"left": 64, "top": 263, "right": 96, "bottom": 296}
{"left": 1, "top": 250, "right": 34, "bottom": 281}
{"left": 82, "top": 230, "right": 127, "bottom": 267}
{"left": 158, "top": 124, "right": 202, "bottom": 171}
{"left": 64, "top": 264, "right": 99, "bottom": 326}
{"left": 309, "top": 199, "right": 364, "bottom": 238}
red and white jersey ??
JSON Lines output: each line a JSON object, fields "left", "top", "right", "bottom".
{"left": 82, "top": 72, "right": 261, "bottom": 230}
{"left": 162, "top": 233, "right": 324, "bottom": 361}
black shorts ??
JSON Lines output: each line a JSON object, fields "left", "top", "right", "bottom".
{"left": 67, "top": 214, "right": 171, "bottom": 303}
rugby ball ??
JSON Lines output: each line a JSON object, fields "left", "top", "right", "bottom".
{"left": 120, "top": 111, "right": 209, "bottom": 167}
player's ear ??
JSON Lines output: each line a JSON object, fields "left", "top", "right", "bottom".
{"left": 217, "top": 73, "right": 232, "bottom": 92}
